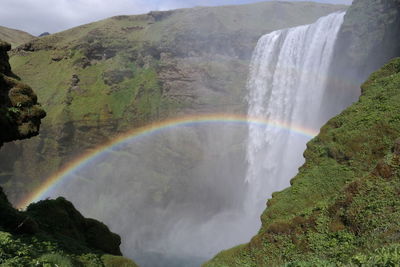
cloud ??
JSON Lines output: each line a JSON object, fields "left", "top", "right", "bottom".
{"left": 0, "top": 0, "right": 352, "bottom": 36}
{"left": 0, "top": 0, "right": 156, "bottom": 35}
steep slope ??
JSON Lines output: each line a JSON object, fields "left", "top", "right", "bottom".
{"left": 204, "top": 57, "right": 400, "bottom": 267}
{"left": 0, "top": 26, "right": 34, "bottom": 48}
{"left": 0, "top": 1, "right": 346, "bottom": 205}
{"left": 0, "top": 40, "right": 138, "bottom": 267}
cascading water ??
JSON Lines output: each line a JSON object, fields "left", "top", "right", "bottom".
{"left": 245, "top": 12, "right": 345, "bottom": 215}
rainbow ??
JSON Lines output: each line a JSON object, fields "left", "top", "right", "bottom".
{"left": 16, "top": 113, "right": 319, "bottom": 209}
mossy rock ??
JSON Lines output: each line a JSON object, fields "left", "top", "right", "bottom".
{"left": 0, "top": 40, "right": 45, "bottom": 147}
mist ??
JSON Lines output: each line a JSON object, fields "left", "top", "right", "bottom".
{"left": 43, "top": 123, "right": 256, "bottom": 266}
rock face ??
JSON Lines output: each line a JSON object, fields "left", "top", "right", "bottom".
{"left": 0, "top": 41, "right": 45, "bottom": 148}
{"left": 322, "top": 0, "right": 400, "bottom": 116}
{"left": 337, "top": 0, "right": 400, "bottom": 78}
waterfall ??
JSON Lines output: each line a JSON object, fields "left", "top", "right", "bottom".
{"left": 245, "top": 12, "right": 345, "bottom": 213}
{"left": 34, "top": 11, "right": 347, "bottom": 267}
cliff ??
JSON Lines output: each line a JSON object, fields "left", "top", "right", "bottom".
{"left": 322, "top": 0, "right": 400, "bottom": 116}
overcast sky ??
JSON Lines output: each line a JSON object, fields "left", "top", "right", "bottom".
{"left": 0, "top": 0, "right": 352, "bottom": 36}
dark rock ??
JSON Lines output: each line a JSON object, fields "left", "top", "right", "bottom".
{"left": 19, "top": 42, "right": 35, "bottom": 52}
{"left": 80, "top": 41, "right": 116, "bottom": 61}
{"left": 71, "top": 74, "right": 80, "bottom": 86}
{"left": 51, "top": 54, "right": 63, "bottom": 61}
{"left": 85, "top": 218, "right": 122, "bottom": 255}
{"left": 39, "top": 32, "right": 50, "bottom": 37}
{"left": 0, "top": 186, "right": 38, "bottom": 234}
{"left": 27, "top": 197, "right": 122, "bottom": 255}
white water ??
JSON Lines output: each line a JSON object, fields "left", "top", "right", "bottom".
{"left": 245, "top": 12, "right": 345, "bottom": 215}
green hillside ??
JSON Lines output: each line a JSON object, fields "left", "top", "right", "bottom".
{"left": 0, "top": 26, "right": 34, "bottom": 48}
{"left": 204, "top": 57, "right": 400, "bottom": 267}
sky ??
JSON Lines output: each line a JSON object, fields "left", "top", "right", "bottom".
{"left": 0, "top": 0, "right": 352, "bottom": 36}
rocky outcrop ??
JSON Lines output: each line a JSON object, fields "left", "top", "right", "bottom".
{"left": 0, "top": 40, "right": 45, "bottom": 148}
{"left": 26, "top": 197, "right": 122, "bottom": 255}
{"left": 337, "top": 0, "right": 400, "bottom": 78}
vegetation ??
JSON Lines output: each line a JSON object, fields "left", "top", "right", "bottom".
{"left": 0, "top": 194, "right": 139, "bottom": 266}
{"left": 204, "top": 58, "right": 400, "bottom": 266}
{"left": 0, "top": 230, "right": 138, "bottom": 266}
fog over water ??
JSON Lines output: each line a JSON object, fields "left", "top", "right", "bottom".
{"left": 42, "top": 11, "right": 350, "bottom": 267}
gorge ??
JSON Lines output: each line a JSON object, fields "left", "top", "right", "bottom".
{"left": 29, "top": 10, "right": 352, "bottom": 267}
{"left": 1, "top": 0, "right": 400, "bottom": 266}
